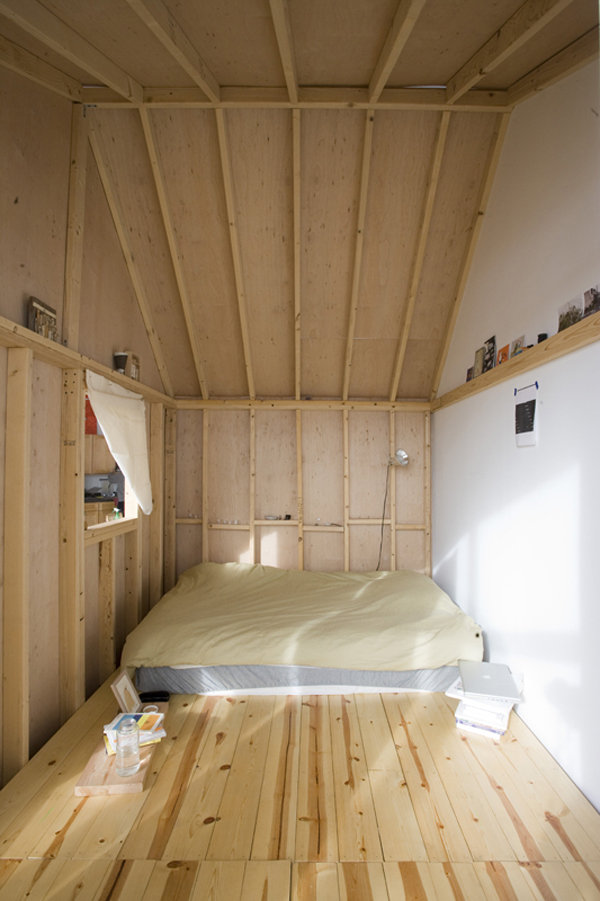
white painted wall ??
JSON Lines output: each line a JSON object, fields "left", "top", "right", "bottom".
{"left": 432, "top": 62, "right": 600, "bottom": 811}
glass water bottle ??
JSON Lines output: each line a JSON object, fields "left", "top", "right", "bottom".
{"left": 115, "top": 717, "right": 140, "bottom": 776}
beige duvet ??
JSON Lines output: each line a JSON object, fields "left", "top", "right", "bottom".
{"left": 122, "top": 562, "right": 483, "bottom": 674}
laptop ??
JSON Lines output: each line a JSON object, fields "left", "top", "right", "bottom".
{"left": 458, "top": 660, "right": 522, "bottom": 703}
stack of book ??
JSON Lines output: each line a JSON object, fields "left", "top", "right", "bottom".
{"left": 446, "top": 661, "right": 523, "bottom": 739}
{"left": 103, "top": 711, "right": 166, "bottom": 755}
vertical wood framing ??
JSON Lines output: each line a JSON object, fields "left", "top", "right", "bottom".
{"left": 343, "top": 410, "right": 350, "bottom": 571}
{"left": 250, "top": 411, "right": 256, "bottom": 564}
{"left": 389, "top": 111, "right": 450, "bottom": 401}
{"left": 163, "top": 408, "right": 177, "bottom": 592}
{"left": 124, "top": 523, "right": 142, "bottom": 636}
{"left": 342, "top": 111, "right": 375, "bottom": 400}
{"left": 389, "top": 411, "right": 396, "bottom": 571}
{"left": 202, "top": 411, "right": 209, "bottom": 562}
{"left": 98, "top": 537, "right": 116, "bottom": 682}
{"left": 149, "top": 403, "right": 165, "bottom": 607}
{"left": 59, "top": 369, "right": 85, "bottom": 723}
{"left": 269, "top": 0, "right": 299, "bottom": 104}
{"left": 293, "top": 109, "right": 302, "bottom": 400}
{"left": 431, "top": 113, "right": 511, "bottom": 399}
{"left": 424, "top": 411, "right": 431, "bottom": 574}
{"left": 296, "top": 410, "right": 304, "bottom": 570}
{"left": 139, "top": 108, "right": 209, "bottom": 399}
{"left": 88, "top": 125, "right": 174, "bottom": 397}
{"left": 3, "top": 347, "right": 33, "bottom": 782}
{"left": 215, "top": 108, "right": 256, "bottom": 399}
{"left": 62, "top": 105, "right": 87, "bottom": 351}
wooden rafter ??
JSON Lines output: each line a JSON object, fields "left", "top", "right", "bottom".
{"left": 293, "top": 109, "right": 302, "bottom": 399}
{"left": 215, "top": 108, "right": 256, "bottom": 400}
{"left": 446, "top": 0, "right": 577, "bottom": 104}
{"left": 139, "top": 108, "right": 209, "bottom": 399}
{"left": 269, "top": 0, "right": 299, "bottom": 104}
{"left": 0, "top": 33, "right": 83, "bottom": 101}
{"left": 0, "top": 0, "right": 143, "bottom": 103}
{"left": 62, "top": 105, "right": 88, "bottom": 352}
{"left": 507, "top": 27, "right": 599, "bottom": 105}
{"left": 369, "top": 0, "right": 428, "bottom": 103}
{"left": 430, "top": 112, "right": 512, "bottom": 399}
{"left": 124, "top": 0, "right": 220, "bottom": 103}
{"left": 88, "top": 124, "right": 174, "bottom": 397}
{"left": 389, "top": 111, "right": 450, "bottom": 401}
{"left": 342, "top": 111, "right": 375, "bottom": 400}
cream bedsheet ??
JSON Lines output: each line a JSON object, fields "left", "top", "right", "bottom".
{"left": 122, "top": 562, "right": 482, "bottom": 674}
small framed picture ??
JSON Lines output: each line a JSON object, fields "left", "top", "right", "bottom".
{"left": 111, "top": 670, "right": 142, "bottom": 714}
{"left": 510, "top": 336, "right": 525, "bottom": 357}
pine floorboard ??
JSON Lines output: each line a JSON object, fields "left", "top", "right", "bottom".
{"left": 0, "top": 679, "right": 599, "bottom": 899}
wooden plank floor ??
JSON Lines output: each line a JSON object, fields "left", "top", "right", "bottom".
{"left": 0, "top": 682, "right": 599, "bottom": 899}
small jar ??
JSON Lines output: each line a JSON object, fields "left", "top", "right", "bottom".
{"left": 115, "top": 717, "right": 140, "bottom": 777}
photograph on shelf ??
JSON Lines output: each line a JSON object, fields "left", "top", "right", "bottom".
{"left": 27, "top": 296, "right": 59, "bottom": 343}
{"left": 473, "top": 346, "right": 485, "bottom": 378}
{"left": 496, "top": 344, "right": 509, "bottom": 365}
{"left": 466, "top": 366, "right": 474, "bottom": 382}
{"left": 510, "top": 336, "right": 525, "bottom": 357}
{"left": 583, "top": 285, "right": 600, "bottom": 317}
{"left": 482, "top": 335, "right": 496, "bottom": 372}
{"left": 558, "top": 297, "right": 584, "bottom": 331}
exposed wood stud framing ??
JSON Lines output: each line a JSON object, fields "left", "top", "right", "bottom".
{"left": 269, "top": 0, "right": 299, "bottom": 104}
{"left": 389, "top": 111, "right": 450, "bottom": 401}
{"left": 296, "top": 410, "right": 304, "bottom": 570}
{"left": 59, "top": 369, "right": 85, "bottom": 723}
{"left": 149, "top": 403, "right": 165, "bottom": 607}
{"left": 98, "top": 537, "right": 116, "bottom": 683}
{"left": 0, "top": 0, "right": 143, "bottom": 103}
{"left": 446, "top": 0, "right": 577, "bottom": 104}
{"left": 124, "top": 0, "right": 221, "bottom": 102}
{"left": 0, "top": 33, "right": 83, "bottom": 101}
{"left": 389, "top": 411, "right": 396, "bottom": 571}
{"left": 293, "top": 109, "right": 302, "bottom": 400}
{"left": 124, "top": 523, "right": 143, "bottom": 636}
{"left": 202, "top": 411, "right": 209, "bottom": 562}
{"left": 215, "top": 109, "right": 256, "bottom": 399}
{"left": 62, "top": 106, "right": 88, "bottom": 351}
{"left": 250, "top": 411, "right": 256, "bottom": 563}
{"left": 139, "top": 108, "right": 209, "bottom": 399}
{"left": 424, "top": 410, "right": 431, "bottom": 574}
{"left": 431, "top": 112, "right": 512, "bottom": 399}
{"left": 369, "top": 0, "right": 428, "bottom": 103}
{"left": 507, "top": 27, "right": 600, "bottom": 105}
{"left": 163, "top": 408, "right": 177, "bottom": 592}
{"left": 342, "top": 111, "right": 375, "bottom": 401}
{"left": 88, "top": 125, "right": 174, "bottom": 397}
{"left": 3, "top": 347, "right": 33, "bottom": 783}
{"left": 343, "top": 410, "right": 350, "bottom": 571}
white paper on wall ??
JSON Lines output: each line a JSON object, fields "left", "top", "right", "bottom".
{"left": 515, "top": 382, "right": 538, "bottom": 447}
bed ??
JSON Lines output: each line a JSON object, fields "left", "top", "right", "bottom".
{"left": 121, "top": 561, "right": 483, "bottom": 695}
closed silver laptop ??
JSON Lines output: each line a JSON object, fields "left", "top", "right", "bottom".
{"left": 458, "top": 660, "right": 521, "bottom": 703}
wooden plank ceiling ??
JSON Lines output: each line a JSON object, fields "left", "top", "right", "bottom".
{"left": 1, "top": 0, "right": 598, "bottom": 401}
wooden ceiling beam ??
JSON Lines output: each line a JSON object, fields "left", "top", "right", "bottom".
{"left": 124, "top": 0, "right": 220, "bottom": 103}
{"left": 269, "top": 0, "right": 298, "bottom": 104}
{"left": 389, "top": 111, "right": 450, "bottom": 402}
{"left": 446, "top": 0, "right": 577, "bottom": 104}
{"left": 88, "top": 125, "right": 174, "bottom": 397}
{"left": 215, "top": 108, "right": 256, "bottom": 400}
{"left": 507, "top": 27, "right": 599, "bottom": 105}
{"left": 369, "top": 0, "right": 428, "bottom": 103}
{"left": 430, "top": 113, "right": 512, "bottom": 400}
{"left": 0, "top": 33, "right": 83, "bottom": 101}
{"left": 0, "top": 0, "right": 143, "bottom": 103}
{"left": 139, "top": 108, "right": 210, "bottom": 399}
{"left": 177, "top": 398, "right": 431, "bottom": 411}
{"left": 342, "top": 111, "right": 375, "bottom": 401}
{"left": 293, "top": 109, "right": 302, "bottom": 400}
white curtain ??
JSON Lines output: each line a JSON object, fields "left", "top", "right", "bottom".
{"left": 86, "top": 371, "right": 153, "bottom": 515}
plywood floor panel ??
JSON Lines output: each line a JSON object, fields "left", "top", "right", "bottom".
{"left": 1, "top": 678, "right": 600, "bottom": 900}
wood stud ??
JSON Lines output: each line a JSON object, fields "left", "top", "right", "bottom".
{"left": 62, "top": 105, "right": 88, "bottom": 351}
{"left": 369, "top": 0, "right": 428, "bottom": 103}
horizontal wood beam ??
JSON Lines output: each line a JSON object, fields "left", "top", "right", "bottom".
{"left": 269, "top": 0, "right": 299, "bottom": 104}
{"left": 124, "top": 0, "right": 220, "bottom": 102}
{"left": 0, "top": 0, "right": 143, "bottom": 103}
{"left": 446, "top": 0, "right": 576, "bottom": 104}
{"left": 507, "top": 27, "right": 599, "bottom": 105}
{"left": 369, "top": 0, "right": 427, "bottom": 103}
{"left": 0, "top": 33, "right": 83, "bottom": 101}
{"left": 176, "top": 398, "right": 431, "bottom": 411}
{"left": 83, "top": 85, "right": 511, "bottom": 112}
{"left": 84, "top": 518, "right": 138, "bottom": 546}
{"left": 432, "top": 310, "right": 600, "bottom": 413}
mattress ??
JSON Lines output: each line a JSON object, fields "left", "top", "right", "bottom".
{"left": 121, "top": 562, "right": 482, "bottom": 691}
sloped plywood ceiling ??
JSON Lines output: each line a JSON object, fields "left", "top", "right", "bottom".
{"left": 1, "top": 0, "right": 597, "bottom": 400}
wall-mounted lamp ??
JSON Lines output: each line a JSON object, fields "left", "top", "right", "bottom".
{"left": 388, "top": 448, "right": 409, "bottom": 466}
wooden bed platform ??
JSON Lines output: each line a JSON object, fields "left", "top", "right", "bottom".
{"left": 0, "top": 678, "right": 599, "bottom": 900}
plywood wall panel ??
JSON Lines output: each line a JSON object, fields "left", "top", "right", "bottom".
{"left": 348, "top": 412, "right": 389, "bottom": 519}
{"left": 395, "top": 531, "right": 427, "bottom": 574}
{"left": 206, "top": 411, "right": 251, "bottom": 524}
{"left": 348, "top": 340, "right": 398, "bottom": 399}
{"left": 176, "top": 525, "right": 202, "bottom": 579}
{"left": 208, "top": 530, "right": 253, "bottom": 565}
{"left": 257, "top": 526, "right": 298, "bottom": 570}
{"left": 28, "top": 361, "right": 61, "bottom": 757}
{"left": 301, "top": 111, "right": 364, "bottom": 397}
{"left": 350, "top": 525, "right": 391, "bottom": 573}
{"left": 226, "top": 110, "right": 295, "bottom": 397}
{"left": 255, "top": 411, "right": 297, "bottom": 520}
{"left": 84, "top": 545, "right": 100, "bottom": 699}
{"left": 149, "top": 109, "right": 248, "bottom": 397}
{"left": 89, "top": 110, "right": 200, "bottom": 396}
{"left": 304, "top": 533, "right": 345, "bottom": 573}
{"left": 79, "top": 145, "right": 163, "bottom": 393}
{"left": 176, "top": 411, "right": 203, "bottom": 518}
{"left": 301, "top": 411, "right": 344, "bottom": 527}
{"left": 0, "top": 69, "right": 71, "bottom": 332}
{"left": 394, "top": 412, "right": 426, "bottom": 524}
